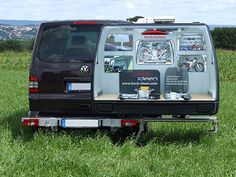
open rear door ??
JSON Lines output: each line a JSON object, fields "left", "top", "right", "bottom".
{"left": 93, "top": 24, "right": 219, "bottom": 115}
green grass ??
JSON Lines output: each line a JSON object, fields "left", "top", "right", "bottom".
{"left": 0, "top": 51, "right": 31, "bottom": 71}
{"left": 0, "top": 50, "right": 236, "bottom": 176}
{"left": 217, "top": 49, "right": 236, "bottom": 82}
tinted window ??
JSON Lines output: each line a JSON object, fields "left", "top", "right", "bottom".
{"left": 38, "top": 25, "right": 101, "bottom": 62}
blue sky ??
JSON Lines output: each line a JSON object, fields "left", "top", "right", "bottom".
{"left": 0, "top": 0, "right": 235, "bottom": 24}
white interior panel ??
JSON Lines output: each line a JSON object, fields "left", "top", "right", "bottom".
{"left": 94, "top": 25, "right": 217, "bottom": 101}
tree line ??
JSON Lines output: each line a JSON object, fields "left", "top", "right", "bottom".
{"left": 211, "top": 27, "right": 236, "bottom": 50}
{"left": 0, "top": 27, "right": 235, "bottom": 52}
{"left": 0, "top": 39, "right": 34, "bottom": 52}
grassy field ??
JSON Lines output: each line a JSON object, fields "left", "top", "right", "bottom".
{"left": 0, "top": 50, "right": 235, "bottom": 176}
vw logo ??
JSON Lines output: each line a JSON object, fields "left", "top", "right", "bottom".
{"left": 80, "top": 65, "right": 90, "bottom": 74}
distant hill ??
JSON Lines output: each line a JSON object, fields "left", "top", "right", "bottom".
{"left": 0, "top": 20, "right": 42, "bottom": 26}
{"left": 0, "top": 24, "right": 38, "bottom": 40}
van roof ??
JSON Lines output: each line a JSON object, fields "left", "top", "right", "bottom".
{"left": 40, "top": 20, "right": 131, "bottom": 26}
{"left": 39, "top": 20, "right": 208, "bottom": 28}
{"left": 104, "top": 22, "right": 208, "bottom": 26}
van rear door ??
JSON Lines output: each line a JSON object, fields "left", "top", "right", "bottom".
{"left": 31, "top": 22, "right": 102, "bottom": 114}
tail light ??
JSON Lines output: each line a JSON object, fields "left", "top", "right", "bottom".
{"left": 121, "top": 120, "right": 138, "bottom": 127}
{"left": 142, "top": 30, "right": 168, "bottom": 35}
{"left": 73, "top": 21, "right": 97, "bottom": 25}
{"left": 29, "top": 75, "right": 39, "bottom": 93}
{"left": 23, "top": 118, "right": 39, "bottom": 126}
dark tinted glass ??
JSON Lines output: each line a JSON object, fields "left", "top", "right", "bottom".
{"left": 38, "top": 25, "right": 101, "bottom": 62}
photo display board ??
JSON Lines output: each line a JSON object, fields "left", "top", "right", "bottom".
{"left": 178, "top": 55, "right": 206, "bottom": 72}
{"left": 137, "top": 41, "right": 173, "bottom": 64}
{"left": 119, "top": 70, "right": 160, "bottom": 94}
{"left": 179, "top": 34, "right": 205, "bottom": 51}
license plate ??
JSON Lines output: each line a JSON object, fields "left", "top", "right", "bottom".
{"left": 61, "top": 119, "right": 99, "bottom": 128}
{"left": 67, "top": 83, "right": 91, "bottom": 92}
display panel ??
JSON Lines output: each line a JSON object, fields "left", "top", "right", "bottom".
{"left": 179, "top": 34, "right": 205, "bottom": 51}
{"left": 104, "top": 56, "right": 133, "bottom": 73}
{"left": 178, "top": 55, "right": 206, "bottom": 72}
{"left": 137, "top": 41, "right": 173, "bottom": 64}
{"left": 119, "top": 70, "right": 160, "bottom": 99}
{"left": 164, "top": 67, "right": 190, "bottom": 100}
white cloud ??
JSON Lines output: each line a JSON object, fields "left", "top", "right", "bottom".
{"left": 0, "top": 0, "right": 235, "bottom": 24}
{"left": 125, "top": 2, "right": 135, "bottom": 10}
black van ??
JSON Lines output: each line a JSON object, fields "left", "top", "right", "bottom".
{"left": 29, "top": 20, "right": 130, "bottom": 117}
{"left": 23, "top": 19, "right": 219, "bottom": 135}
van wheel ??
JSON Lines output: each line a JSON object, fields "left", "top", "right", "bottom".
{"left": 113, "top": 122, "right": 149, "bottom": 142}
{"left": 121, "top": 122, "right": 149, "bottom": 136}
{"left": 133, "top": 122, "right": 149, "bottom": 134}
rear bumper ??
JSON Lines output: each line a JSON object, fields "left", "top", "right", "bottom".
{"left": 94, "top": 101, "right": 219, "bottom": 115}
{"left": 30, "top": 94, "right": 219, "bottom": 116}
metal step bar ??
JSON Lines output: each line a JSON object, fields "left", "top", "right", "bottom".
{"left": 135, "top": 115, "right": 218, "bottom": 141}
{"left": 22, "top": 114, "right": 218, "bottom": 142}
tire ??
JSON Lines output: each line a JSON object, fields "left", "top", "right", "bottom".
{"left": 138, "top": 47, "right": 152, "bottom": 62}
{"left": 194, "top": 63, "right": 204, "bottom": 72}
{"left": 132, "top": 122, "right": 149, "bottom": 134}
{"left": 113, "top": 122, "right": 149, "bottom": 143}
{"left": 116, "top": 122, "right": 149, "bottom": 136}
{"left": 180, "top": 63, "right": 189, "bottom": 71}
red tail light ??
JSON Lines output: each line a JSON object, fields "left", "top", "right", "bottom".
{"left": 73, "top": 21, "right": 97, "bottom": 25}
{"left": 29, "top": 75, "right": 39, "bottom": 82}
{"left": 121, "top": 120, "right": 138, "bottom": 127}
{"left": 29, "top": 75, "right": 39, "bottom": 93}
{"left": 142, "top": 30, "right": 168, "bottom": 35}
{"left": 23, "top": 118, "right": 39, "bottom": 126}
